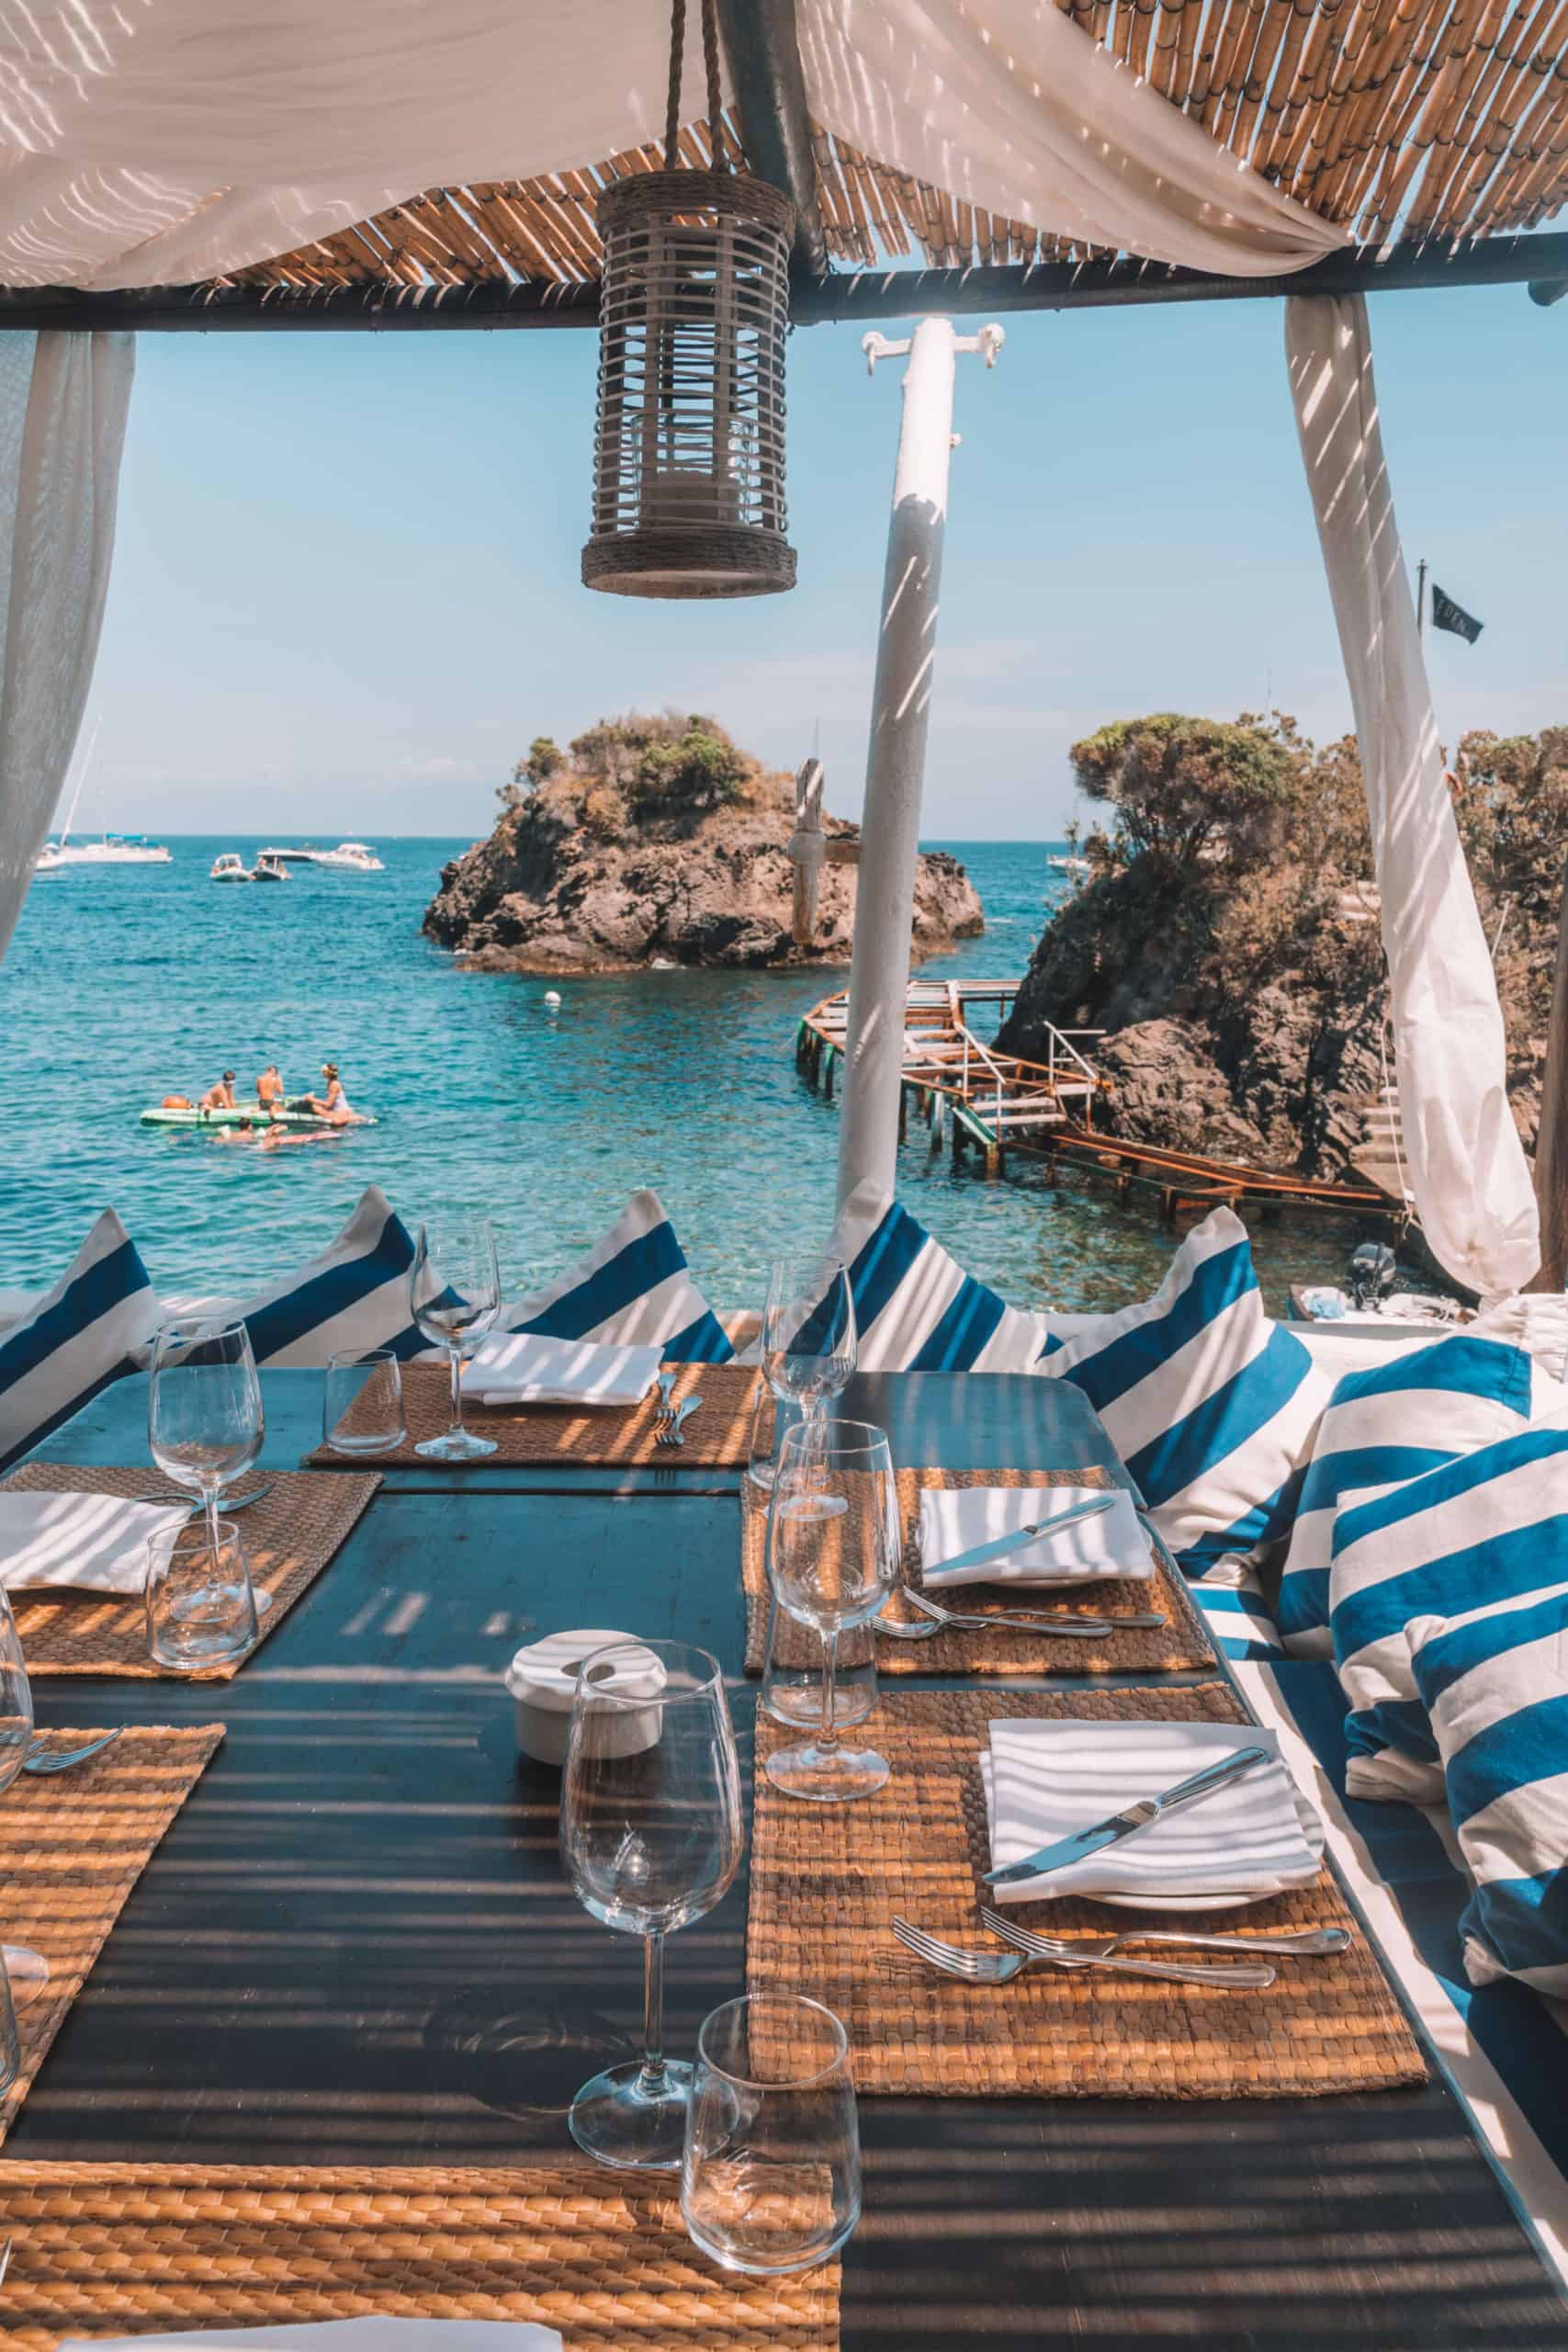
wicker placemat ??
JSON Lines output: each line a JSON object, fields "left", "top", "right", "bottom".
{"left": 0, "top": 1467, "right": 378, "bottom": 1679}
{"left": 310, "top": 1359, "right": 759, "bottom": 1469}
{"left": 0, "top": 2160, "right": 840, "bottom": 2350}
{"left": 748, "top": 1685, "right": 1425, "bottom": 2100}
{"left": 742, "top": 1466, "right": 1214, "bottom": 1676}
{"left": 0, "top": 1725, "right": 224, "bottom": 2147}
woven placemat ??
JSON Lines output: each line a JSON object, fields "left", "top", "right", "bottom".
{"left": 0, "top": 1467, "right": 378, "bottom": 1679}
{"left": 309, "top": 1360, "right": 759, "bottom": 1470}
{"left": 0, "top": 2160, "right": 840, "bottom": 2350}
{"left": 748, "top": 1685, "right": 1425, "bottom": 2100}
{"left": 742, "top": 1466, "right": 1214, "bottom": 1676}
{"left": 0, "top": 1725, "right": 224, "bottom": 2148}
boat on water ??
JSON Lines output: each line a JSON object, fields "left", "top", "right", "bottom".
{"left": 253, "top": 854, "right": 289, "bottom": 882}
{"left": 139, "top": 1102, "right": 376, "bottom": 1129}
{"left": 1047, "top": 852, "right": 1089, "bottom": 876}
{"left": 210, "top": 853, "right": 252, "bottom": 882}
{"left": 254, "top": 841, "right": 383, "bottom": 872}
{"left": 48, "top": 832, "right": 172, "bottom": 866}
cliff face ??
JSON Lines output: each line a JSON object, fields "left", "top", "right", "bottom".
{"left": 423, "top": 769, "right": 984, "bottom": 974}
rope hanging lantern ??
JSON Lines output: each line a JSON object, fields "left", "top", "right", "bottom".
{"left": 581, "top": 0, "right": 797, "bottom": 599}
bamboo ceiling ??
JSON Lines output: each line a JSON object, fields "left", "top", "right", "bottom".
{"left": 225, "top": 0, "right": 1568, "bottom": 300}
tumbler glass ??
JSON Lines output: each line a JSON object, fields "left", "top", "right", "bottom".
{"left": 682, "top": 1994, "right": 861, "bottom": 2276}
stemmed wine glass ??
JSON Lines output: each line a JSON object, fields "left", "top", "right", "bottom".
{"left": 765, "top": 1419, "right": 899, "bottom": 1804}
{"left": 409, "top": 1217, "right": 502, "bottom": 1462}
{"left": 149, "top": 1318, "right": 264, "bottom": 1563}
{"left": 562, "top": 1639, "right": 743, "bottom": 2172}
{"left": 760, "top": 1256, "right": 856, "bottom": 1461}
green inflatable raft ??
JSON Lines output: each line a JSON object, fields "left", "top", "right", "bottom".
{"left": 139, "top": 1103, "right": 376, "bottom": 1129}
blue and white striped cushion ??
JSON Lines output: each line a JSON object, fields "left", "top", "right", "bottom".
{"left": 0, "top": 1210, "right": 156, "bottom": 1467}
{"left": 1277, "top": 1332, "right": 1560, "bottom": 1658}
{"left": 1408, "top": 1581, "right": 1568, "bottom": 1996}
{"left": 1189, "top": 1556, "right": 1285, "bottom": 1660}
{"left": 1041, "top": 1209, "right": 1329, "bottom": 1571}
{"left": 1331, "top": 1418, "right": 1568, "bottom": 1804}
{"left": 495, "top": 1190, "right": 732, "bottom": 1363}
{"left": 824, "top": 1182, "right": 1052, "bottom": 1372}
{"left": 173, "top": 1187, "right": 424, "bottom": 1369}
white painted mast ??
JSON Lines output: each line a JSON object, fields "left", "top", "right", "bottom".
{"left": 834, "top": 317, "right": 1002, "bottom": 1214}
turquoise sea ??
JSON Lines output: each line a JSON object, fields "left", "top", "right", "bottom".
{"left": 0, "top": 837, "right": 1367, "bottom": 1315}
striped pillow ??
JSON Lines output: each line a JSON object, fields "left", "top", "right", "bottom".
{"left": 496, "top": 1189, "right": 732, "bottom": 1363}
{"left": 1277, "top": 1332, "right": 1560, "bottom": 1658}
{"left": 1042, "top": 1209, "right": 1329, "bottom": 1571}
{"left": 0, "top": 1210, "right": 156, "bottom": 1468}
{"left": 1189, "top": 1556, "right": 1285, "bottom": 1660}
{"left": 1408, "top": 1578, "right": 1568, "bottom": 1996}
{"left": 824, "top": 1182, "right": 1052, "bottom": 1372}
{"left": 1331, "top": 1418, "right": 1568, "bottom": 1804}
{"left": 152, "top": 1187, "right": 425, "bottom": 1370}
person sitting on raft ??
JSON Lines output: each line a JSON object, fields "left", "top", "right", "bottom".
{"left": 256, "top": 1064, "right": 286, "bottom": 1110}
{"left": 198, "top": 1071, "right": 237, "bottom": 1115}
{"left": 297, "top": 1063, "right": 354, "bottom": 1123}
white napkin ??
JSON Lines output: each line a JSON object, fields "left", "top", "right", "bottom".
{"left": 460, "top": 1334, "right": 662, "bottom": 1409}
{"left": 981, "top": 1718, "right": 1321, "bottom": 1903}
{"left": 918, "top": 1484, "right": 1152, "bottom": 1587}
{"left": 59, "top": 2325, "right": 562, "bottom": 2351}
{"left": 0, "top": 1490, "right": 191, "bottom": 1595}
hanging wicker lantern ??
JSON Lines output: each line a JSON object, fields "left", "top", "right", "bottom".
{"left": 581, "top": 3, "right": 796, "bottom": 598}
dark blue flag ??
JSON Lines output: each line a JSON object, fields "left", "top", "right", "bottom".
{"left": 1431, "top": 585, "right": 1483, "bottom": 643}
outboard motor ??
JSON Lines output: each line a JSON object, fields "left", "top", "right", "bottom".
{"left": 1348, "top": 1240, "right": 1398, "bottom": 1313}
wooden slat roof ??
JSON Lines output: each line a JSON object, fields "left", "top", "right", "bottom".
{"left": 223, "top": 1, "right": 1568, "bottom": 299}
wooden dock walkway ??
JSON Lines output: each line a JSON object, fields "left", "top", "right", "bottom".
{"left": 798, "top": 979, "right": 1399, "bottom": 1231}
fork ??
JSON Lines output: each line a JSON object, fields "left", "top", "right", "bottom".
{"left": 908, "top": 1589, "right": 1166, "bottom": 1635}
{"left": 651, "top": 1368, "right": 678, "bottom": 1430}
{"left": 876, "top": 1601, "right": 1113, "bottom": 1641}
{"left": 891, "top": 1915, "right": 1275, "bottom": 1990}
{"left": 22, "top": 1727, "right": 125, "bottom": 1777}
{"left": 656, "top": 1395, "right": 703, "bottom": 1448}
{"left": 980, "top": 1906, "right": 1348, "bottom": 1962}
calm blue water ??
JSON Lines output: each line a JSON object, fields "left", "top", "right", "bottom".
{"left": 0, "top": 837, "right": 1361, "bottom": 1313}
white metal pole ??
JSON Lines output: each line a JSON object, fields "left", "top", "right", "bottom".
{"left": 835, "top": 317, "right": 1002, "bottom": 1213}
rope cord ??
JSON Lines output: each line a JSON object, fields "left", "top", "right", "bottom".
{"left": 701, "top": 0, "right": 725, "bottom": 162}
{"left": 664, "top": 0, "right": 685, "bottom": 170}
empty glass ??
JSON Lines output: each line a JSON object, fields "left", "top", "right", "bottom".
{"left": 561, "top": 1639, "right": 743, "bottom": 2172}
{"left": 322, "top": 1349, "right": 407, "bottom": 1455}
{"left": 682, "top": 1994, "right": 861, "bottom": 2276}
{"left": 148, "top": 1317, "right": 264, "bottom": 1561}
{"left": 409, "top": 1218, "right": 502, "bottom": 1461}
{"left": 760, "top": 1256, "right": 856, "bottom": 1455}
{"left": 146, "top": 1518, "right": 258, "bottom": 1669}
{"left": 766, "top": 1419, "right": 899, "bottom": 1804}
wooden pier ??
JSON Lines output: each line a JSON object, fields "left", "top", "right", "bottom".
{"left": 798, "top": 980, "right": 1399, "bottom": 1231}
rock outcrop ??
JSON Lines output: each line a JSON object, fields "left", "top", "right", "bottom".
{"left": 423, "top": 718, "right": 983, "bottom": 973}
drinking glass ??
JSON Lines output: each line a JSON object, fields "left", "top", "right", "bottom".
{"left": 322, "top": 1348, "right": 407, "bottom": 1455}
{"left": 0, "top": 1586, "right": 48, "bottom": 2004}
{"left": 562, "top": 1639, "right": 743, "bottom": 2172}
{"left": 409, "top": 1217, "right": 502, "bottom": 1462}
{"left": 682, "top": 1994, "right": 861, "bottom": 2277}
{"left": 148, "top": 1317, "right": 264, "bottom": 1563}
{"left": 765, "top": 1419, "right": 898, "bottom": 1804}
{"left": 760, "top": 1256, "right": 856, "bottom": 1456}
{"left": 146, "top": 1518, "right": 258, "bottom": 1669}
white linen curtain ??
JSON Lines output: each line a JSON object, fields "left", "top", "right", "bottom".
{"left": 0, "top": 331, "right": 134, "bottom": 965}
{"left": 1285, "top": 295, "right": 1540, "bottom": 1298}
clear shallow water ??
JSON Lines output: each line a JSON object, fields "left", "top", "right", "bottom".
{"left": 0, "top": 836, "right": 1363, "bottom": 1314}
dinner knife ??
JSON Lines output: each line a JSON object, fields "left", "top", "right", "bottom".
{"left": 981, "top": 1743, "right": 1274, "bottom": 1887}
{"left": 923, "top": 1492, "right": 1118, "bottom": 1581}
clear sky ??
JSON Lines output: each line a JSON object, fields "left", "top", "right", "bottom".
{"left": 78, "top": 275, "right": 1563, "bottom": 843}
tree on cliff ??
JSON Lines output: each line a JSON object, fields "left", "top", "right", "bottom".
{"left": 1072, "top": 713, "right": 1310, "bottom": 868}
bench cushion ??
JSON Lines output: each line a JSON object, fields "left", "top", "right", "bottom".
{"left": 0, "top": 1211, "right": 156, "bottom": 1468}
{"left": 495, "top": 1189, "right": 732, "bottom": 1363}
{"left": 825, "top": 1182, "right": 1051, "bottom": 1372}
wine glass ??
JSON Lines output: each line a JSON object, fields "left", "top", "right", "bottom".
{"left": 761, "top": 1256, "right": 856, "bottom": 1458}
{"left": 149, "top": 1318, "right": 264, "bottom": 1565}
{"left": 409, "top": 1217, "right": 502, "bottom": 1462}
{"left": 0, "top": 1584, "right": 50, "bottom": 2003}
{"left": 682, "top": 1993, "right": 861, "bottom": 2276}
{"left": 561, "top": 1639, "right": 743, "bottom": 2172}
{"left": 765, "top": 1419, "right": 899, "bottom": 1804}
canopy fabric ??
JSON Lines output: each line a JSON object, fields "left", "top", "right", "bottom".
{"left": 0, "top": 331, "right": 133, "bottom": 963}
{"left": 0, "top": 0, "right": 1344, "bottom": 291}
{"left": 1286, "top": 294, "right": 1540, "bottom": 1300}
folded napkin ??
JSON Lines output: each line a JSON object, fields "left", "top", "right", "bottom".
{"left": 919, "top": 1483, "right": 1151, "bottom": 1587}
{"left": 981, "top": 1717, "right": 1321, "bottom": 1903}
{"left": 60, "top": 2324, "right": 562, "bottom": 2350}
{"left": 460, "top": 1334, "right": 662, "bottom": 1409}
{"left": 0, "top": 1490, "right": 191, "bottom": 1595}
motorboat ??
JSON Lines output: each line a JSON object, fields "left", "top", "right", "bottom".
{"left": 312, "top": 842, "right": 385, "bottom": 871}
{"left": 253, "top": 854, "right": 289, "bottom": 882}
{"left": 1047, "top": 852, "right": 1089, "bottom": 876}
{"left": 210, "top": 853, "right": 252, "bottom": 882}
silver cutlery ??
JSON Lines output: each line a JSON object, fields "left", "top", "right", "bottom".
{"left": 876, "top": 1600, "right": 1113, "bottom": 1642}
{"left": 891, "top": 1915, "right": 1275, "bottom": 1991}
{"left": 982, "top": 1742, "right": 1273, "bottom": 1887}
{"left": 980, "top": 1907, "right": 1349, "bottom": 1962}
{"left": 0, "top": 2235, "right": 11, "bottom": 2289}
{"left": 908, "top": 1589, "right": 1166, "bottom": 1634}
{"left": 129, "top": 1477, "right": 275, "bottom": 1515}
{"left": 652, "top": 1368, "right": 678, "bottom": 1427}
{"left": 919, "top": 1493, "right": 1119, "bottom": 1582}
{"left": 656, "top": 1394, "right": 703, "bottom": 1449}
{"left": 22, "top": 1727, "right": 125, "bottom": 1777}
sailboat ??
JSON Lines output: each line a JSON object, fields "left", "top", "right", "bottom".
{"left": 36, "top": 718, "right": 172, "bottom": 866}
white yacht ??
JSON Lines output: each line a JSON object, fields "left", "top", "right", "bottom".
{"left": 52, "top": 832, "right": 172, "bottom": 866}
{"left": 1047, "top": 852, "right": 1089, "bottom": 876}
{"left": 33, "top": 842, "right": 65, "bottom": 874}
{"left": 312, "top": 842, "right": 385, "bottom": 871}
{"left": 210, "top": 853, "right": 252, "bottom": 882}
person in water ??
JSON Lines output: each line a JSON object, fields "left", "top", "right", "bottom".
{"left": 299, "top": 1063, "right": 354, "bottom": 1122}
{"left": 198, "top": 1071, "right": 237, "bottom": 1114}
{"left": 215, "top": 1116, "right": 257, "bottom": 1144}
{"left": 256, "top": 1065, "right": 285, "bottom": 1110}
